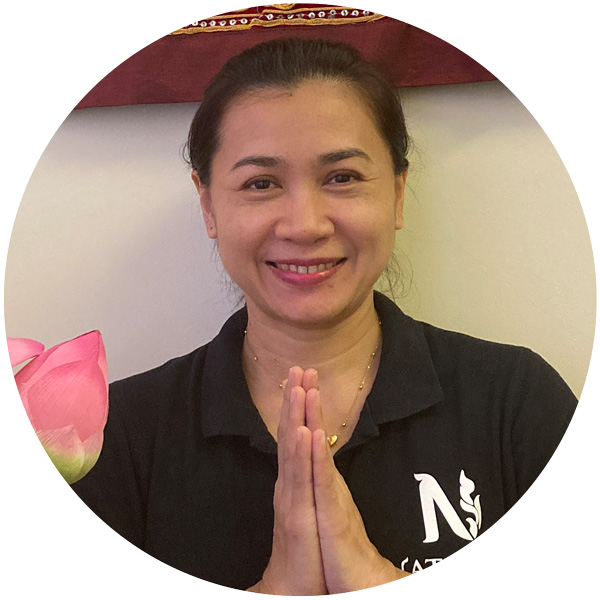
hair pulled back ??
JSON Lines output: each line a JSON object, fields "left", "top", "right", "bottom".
{"left": 186, "top": 38, "right": 410, "bottom": 186}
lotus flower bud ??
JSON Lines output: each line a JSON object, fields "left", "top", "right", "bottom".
{"left": 8, "top": 331, "right": 109, "bottom": 484}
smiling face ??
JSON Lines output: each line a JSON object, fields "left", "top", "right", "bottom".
{"left": 192, "top": 79, "right": 406, "bottom": 328}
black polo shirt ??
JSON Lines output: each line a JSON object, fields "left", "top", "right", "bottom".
{"left": 72, "top": 292, "right": 577, "bottom": 589}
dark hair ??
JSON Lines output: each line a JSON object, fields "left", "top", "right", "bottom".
{"left": 185, "top": 37, "right": 410, "bottom": 185}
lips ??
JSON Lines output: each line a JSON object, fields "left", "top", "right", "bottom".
{"left": 268, "top": 258, "right": 345, "bottom": 273}
{"left": 266, "top": 258, "right": 346, "bottom": 285}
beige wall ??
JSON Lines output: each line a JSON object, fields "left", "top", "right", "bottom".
{"left": 5, "top": 81, "right": 595, "bottom": 395}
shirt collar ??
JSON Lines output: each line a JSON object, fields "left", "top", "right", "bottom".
{"left": 200, "top": 292, "right": 444, "bottom": 452}
{"left": 368, "top": 292, "right": 444, "bottom": 422}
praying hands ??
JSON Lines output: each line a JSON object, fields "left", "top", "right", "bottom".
{"left": 249, "top": 367, "right": 409, "bottom": 595}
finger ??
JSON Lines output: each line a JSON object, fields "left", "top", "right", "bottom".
{"left": 312, "top": 428, "right": 338, "bottom": 508}
{"left": 313, "top": 426, "right": 353, "bottom": 545}
{"left": 277, "top": 366, "right": 304, "bottom": 458}
{"left": 291, "top": 425, "right": 316, "bottom": 514}
{"left": 288, "top": 366, "right": 305, "bottom": 388}
{"left": 305, "top": 388, "right": 326, "bottom": 433}
{"left": 277, "top": 382, "right": 290, "bottom": 469}
{"left": 282, "top": 367, "right": 304, "bottom": 414}
{"left": 277, "top": 386, "right": 306, "bottom": 509}
{"left": 312, "top": 428, "right": 377, "bottom": 594}
{"left": 313, "top": 428, "right": 359, "bottom": 525}
{"left": 283, "top": 386, "right": 306, "bottom": 466}
{"left": 302, "top": 368, "right": 319, "bottom": 392}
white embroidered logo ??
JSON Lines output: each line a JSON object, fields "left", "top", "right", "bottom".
{"left": 414, "top": 470, "right": 482, "bottom": 543}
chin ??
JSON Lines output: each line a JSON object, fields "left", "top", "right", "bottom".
{"left": 263, "top": 291, "right": 372, "bottom": 328}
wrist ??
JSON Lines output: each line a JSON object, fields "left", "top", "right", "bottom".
{"left": 364, "top": 546, "right": 410, "bottom": 588}
{"left": 246, "top": 580, "right": 264, "bottom": 593}
{"left": 254, "top": 565, "right": 281, "bottom": 595}
{"left": 251, "top": 564, "right": 296, "bottom": 596}
{"left": 247, "top": 577, "right": 278, "bottom": 595}
{"left": 366, "top": 548, "right": 410, "bottom": 587}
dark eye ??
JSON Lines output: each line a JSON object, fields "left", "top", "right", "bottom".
{"left": 329, "top": 172, "right": 357, "bottom": 185}
{"left": 247, "top": 179, "right": 274, "bottom": 191}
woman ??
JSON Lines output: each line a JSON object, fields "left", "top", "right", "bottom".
{"left": 72, "top": 38, "right": 577, "bottom": 594}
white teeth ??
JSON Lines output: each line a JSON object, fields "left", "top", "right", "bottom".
{"left": 273, "top": 260, "right": 342, "bottom": 272}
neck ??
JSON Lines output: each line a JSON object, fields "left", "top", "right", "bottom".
{"left": 242, "top": 293, "right": 382, "bottom": 447}
{"left": 243, "top": 293, "right": 381, "bottom": 382}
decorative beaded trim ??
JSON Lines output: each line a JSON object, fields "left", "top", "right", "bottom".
{"left": 170, "top": 5, "right": 384, "bottom": 34}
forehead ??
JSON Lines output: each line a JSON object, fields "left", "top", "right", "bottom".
{"left": 215, "top": 80, "right": 387, "bottom": 163}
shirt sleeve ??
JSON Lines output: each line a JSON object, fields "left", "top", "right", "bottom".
{"left": 507, "top": 348, "right": 578, "bottom": 502}
{"left": 71, "top": 380, "right": 148, "bottom": 549}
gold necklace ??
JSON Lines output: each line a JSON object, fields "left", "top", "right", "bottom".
{"left": 243, "top": 329, "right": 285, "bottom": 390}
{"left": 326, "top": 327, "right": 380, "bottom": 446}
{"left": 243, "top": 323, "right": 381, "bottom": 447}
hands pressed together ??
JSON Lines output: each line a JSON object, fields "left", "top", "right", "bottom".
{"left": 250, "top": 367, "right": 409, "bottom": 595}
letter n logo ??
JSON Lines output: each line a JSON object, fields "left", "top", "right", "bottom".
{"left": 414, "top": 471, "right": 482, "bottom": 543}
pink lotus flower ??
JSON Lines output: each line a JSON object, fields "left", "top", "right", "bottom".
{"left": 8, "top": 331, "right": 108, "bottom": 484}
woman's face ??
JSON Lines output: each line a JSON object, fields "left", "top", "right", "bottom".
{"left": 193, "top": 80, "right": 405, "bottom": 328}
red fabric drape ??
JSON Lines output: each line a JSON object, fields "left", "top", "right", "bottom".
{"left": 75, "top": 6, "right": 495, "bottom": 110}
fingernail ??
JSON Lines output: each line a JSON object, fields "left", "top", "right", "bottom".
{"left": 296, "top": 428, "right": 302, "bottom": 442}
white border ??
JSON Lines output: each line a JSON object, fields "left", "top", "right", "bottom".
{"left": 2, "top": 2, "right": 597, "bottom": 599}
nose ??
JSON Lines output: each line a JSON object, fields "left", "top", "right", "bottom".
{"left": 274, "top": 186, "right": 335, "bottom": 243}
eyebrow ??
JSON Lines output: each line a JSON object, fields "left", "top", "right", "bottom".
{"left": 317, "top": 148, "right": 372, "bottom": 165}
{"left": 230, "top": 147, "right": 372, "bottom": 172}
{"left": 231, "top": 155, "right": 285, "bottom": 171}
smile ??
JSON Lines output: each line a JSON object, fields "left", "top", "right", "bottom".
{"left": 269, "top": 258, "right": 345, "bottom": 273}
{"left": 266, "top": 258, "right": 346, "bottom": 286}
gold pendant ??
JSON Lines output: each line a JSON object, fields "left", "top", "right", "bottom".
{"left": 327, "top": 434, "right": 338, "bottom": 446}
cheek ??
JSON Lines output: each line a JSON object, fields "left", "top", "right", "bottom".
{"left": 349, "top": 208, "right": 397, "bottom": 243}
{"left": 214, "top": 218, "right": 263, "bottom": 267}
{"left": 357, "top": 214, "right": 398, "bottom": 266}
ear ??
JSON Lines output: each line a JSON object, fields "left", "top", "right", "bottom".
{"left": 394, "top": 171, "right": 407, "bottom": 230}
{"left": 191, "top": 171, "right": 218, "bottom": 239}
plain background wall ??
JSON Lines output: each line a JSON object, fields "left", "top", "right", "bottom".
{"left": 5, "top": 80, "right": 595, "bottom": 396}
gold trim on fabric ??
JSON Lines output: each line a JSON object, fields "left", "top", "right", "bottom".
{"left": 170, "top": 6, "right": 385, "bottom": 35}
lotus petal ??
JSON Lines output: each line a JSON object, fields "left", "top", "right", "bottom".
{"left": 24, "top": 360, "right": 108, "bottom": 441}
{"left": 11, "top": 330, "right": 108, "bottom": 483}
{"left": 80, "top": 429, "right": 105, "bottom": 479}
{"left": 37, "top": 426, "right": 86, "bottom": 485}
{"left": 14, "top": 331, "right": 106, "bottom": 390}
{"left": 7, "top": 338, "right": 44, "bottom": 368}
{"left": 16, "top": 380, "right": 32, "bottom": 421}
